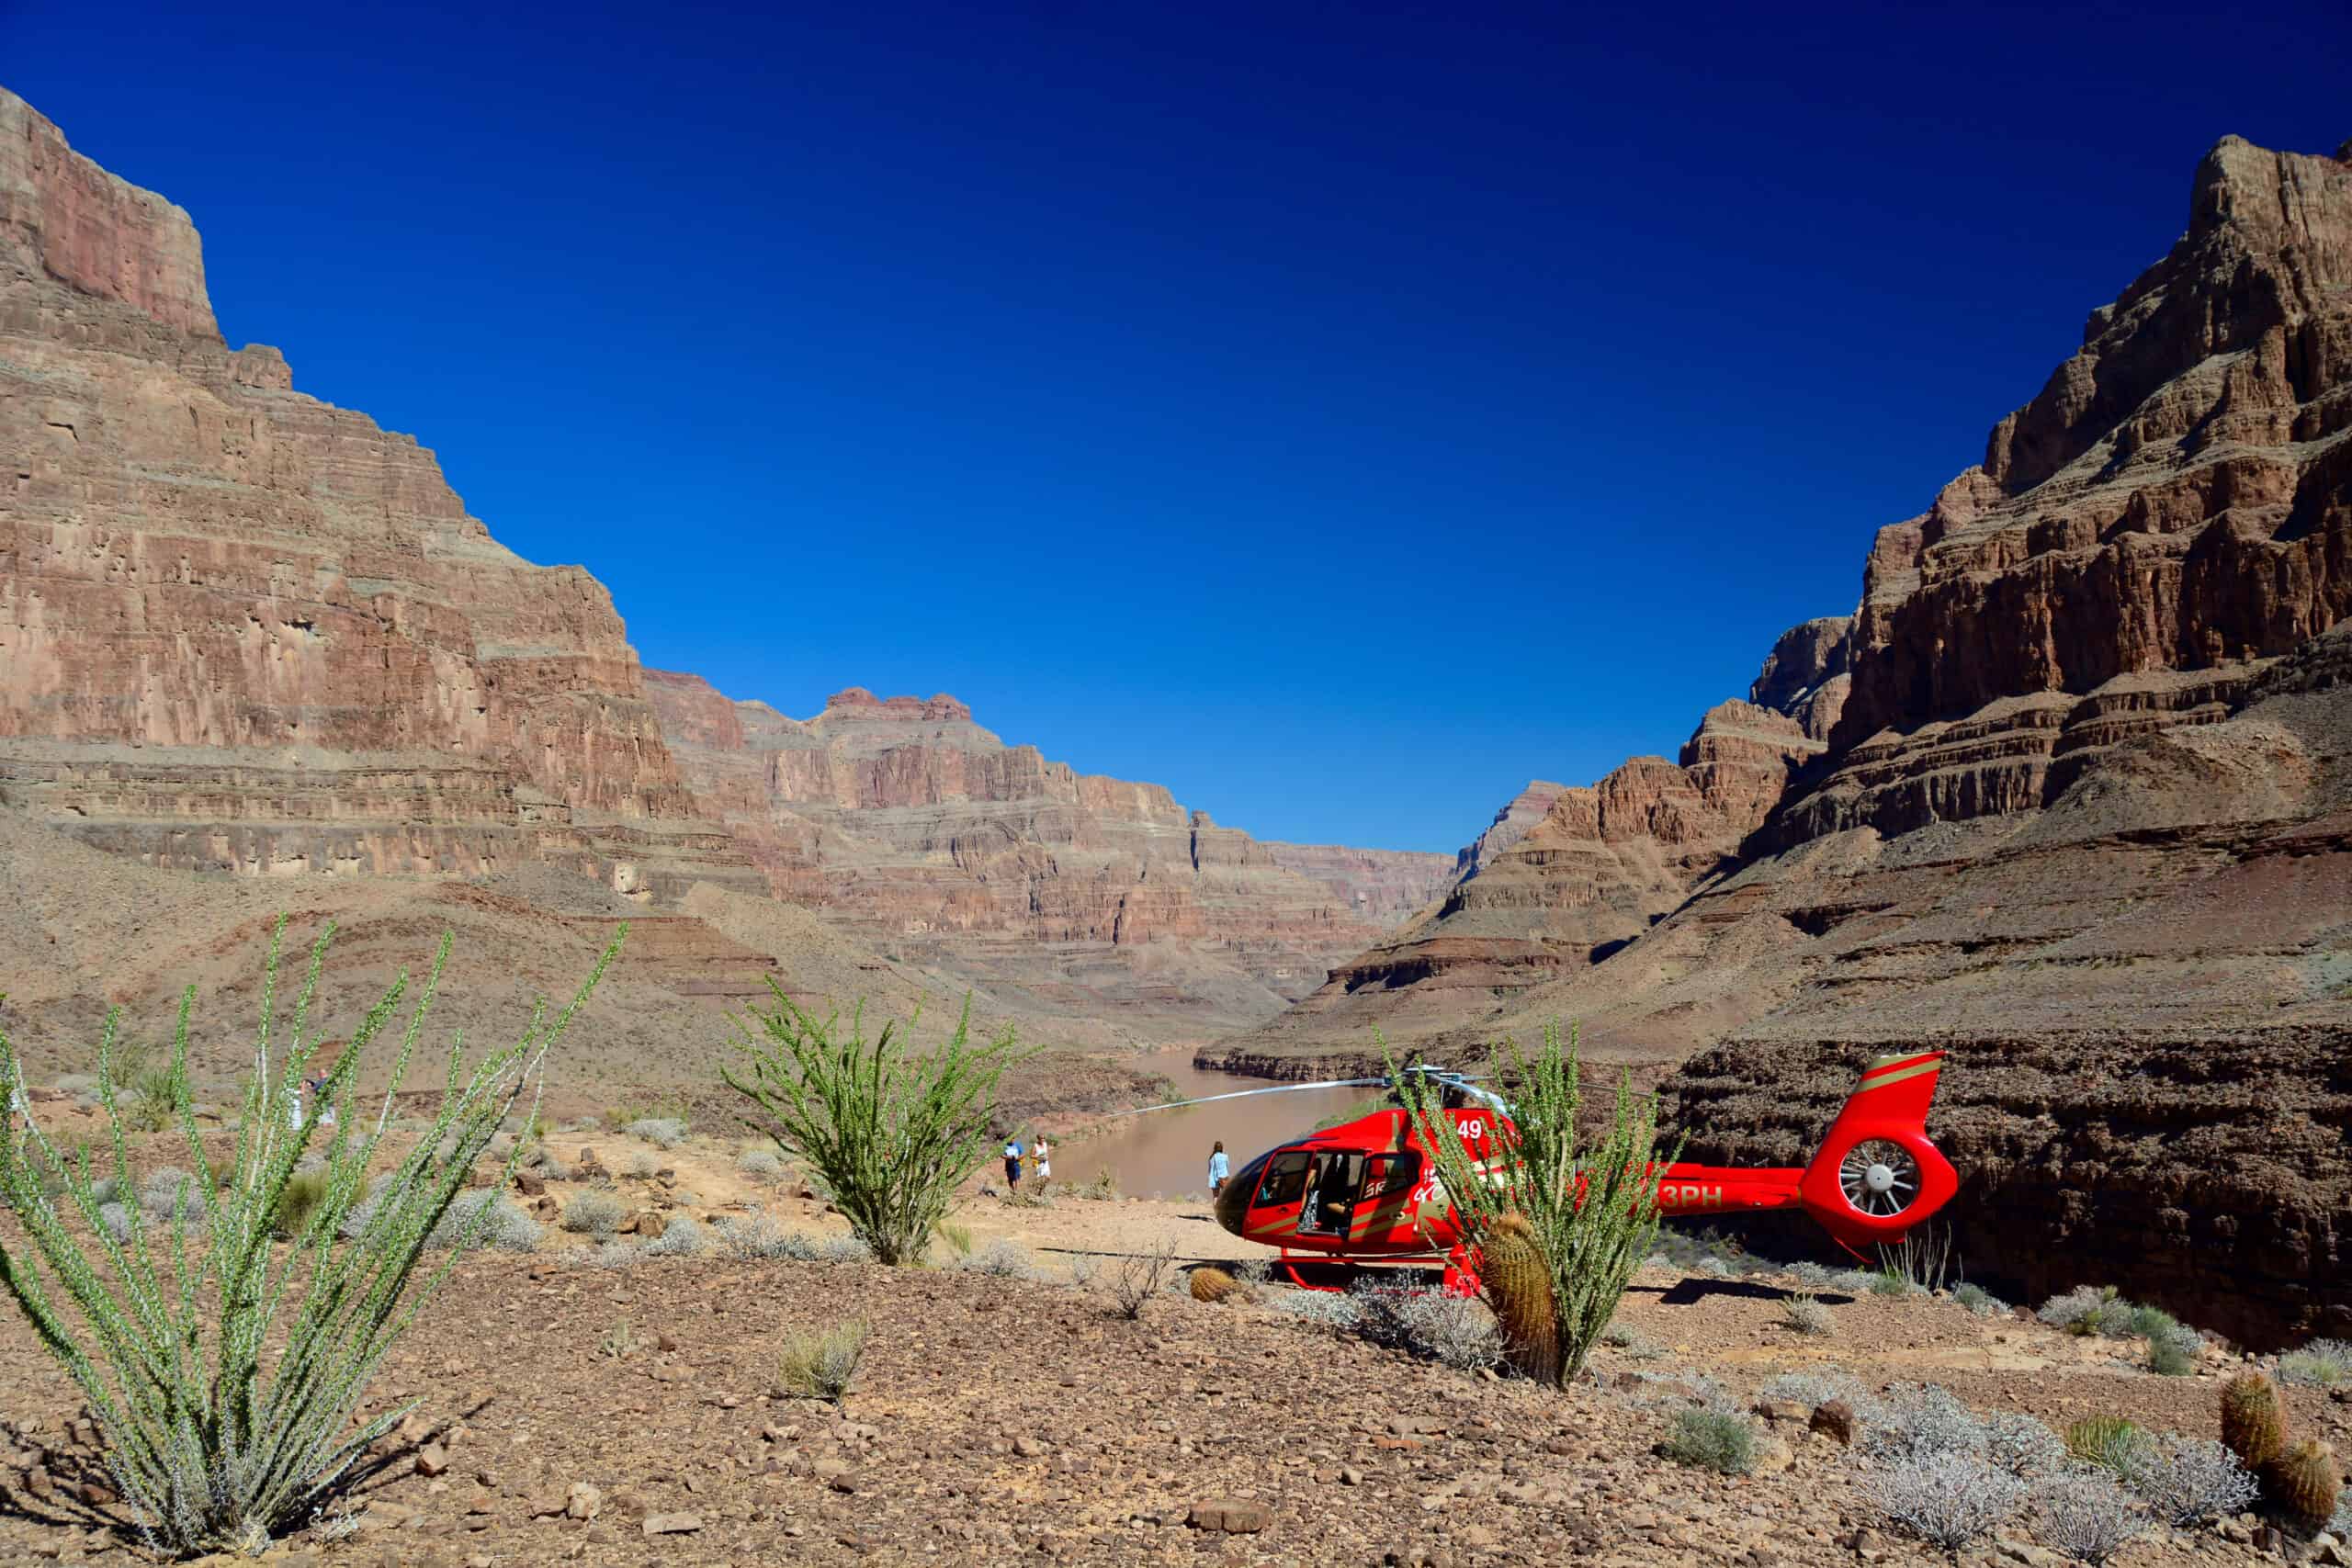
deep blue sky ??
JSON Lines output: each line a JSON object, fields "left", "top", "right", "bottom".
{"left": 7, "top": 3, "right": 2347, "bottom": 852}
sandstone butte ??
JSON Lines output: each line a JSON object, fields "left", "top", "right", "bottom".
{"left": 1209, "top": 133, "right": 2352, "bottom": 1349}
{"left": 0, "top": 85, "right": 1451, "bottom": 1055}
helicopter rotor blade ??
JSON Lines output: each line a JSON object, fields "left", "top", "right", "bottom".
{"left": 1104, "top": 1078, "right": 1391, "bottom": 1117}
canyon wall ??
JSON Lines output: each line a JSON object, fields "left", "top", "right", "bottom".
{"left": 0, "top": 86, "right": 1447, "bottom": 1048}
{"left": 643, "top": 674, "right": 1453, "bottom": 1032}
{"left": 0, "top": 89, "right": 757, "bottom": 903}
{"left": 1214, "top": 133, "right": 2352, "bottom": 1346}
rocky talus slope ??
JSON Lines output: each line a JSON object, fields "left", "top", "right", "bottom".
{"left": 1214, "top": 134, "right": 2352, "bottom": 1348}
{"left": 643, "top": 674, "right": 1452, "bottom": 1034}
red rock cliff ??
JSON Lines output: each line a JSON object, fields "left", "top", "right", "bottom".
{"left": 0, "top": 88, "right": 752, "bottom": 900}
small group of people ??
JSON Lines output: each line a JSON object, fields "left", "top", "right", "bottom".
{"left": 1000, "top": 1134, "right": 1051, "bottom": 1190}
{"left": 285, "top": 1070, "right": 337, "bottom": 1130}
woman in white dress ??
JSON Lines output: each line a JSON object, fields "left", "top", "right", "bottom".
{"left": 1032, "top": 1137, "right": 1051, "bottom": 1186}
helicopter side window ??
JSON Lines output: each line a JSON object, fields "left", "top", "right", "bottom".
{"left": 1256, "top": 1151, "right": 1311, "bottom": 1207}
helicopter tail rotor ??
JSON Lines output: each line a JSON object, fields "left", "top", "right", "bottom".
{"left": 1794, "top": 1051, "right": 1957, "bottom": 1251}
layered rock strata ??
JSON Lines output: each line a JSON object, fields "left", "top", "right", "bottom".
{"left": 642, "top": 675, "right": 1453, "bottom": 1028}
{"left": 0, "top": 89, "right": 756, "bottom": 902}
{"left": 1213, "top": 134, "right": 2352, "bottom": 1345}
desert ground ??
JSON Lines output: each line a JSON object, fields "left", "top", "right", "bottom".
{"left": 0, "top": 1108, "right": 2342, "bottom": 1567}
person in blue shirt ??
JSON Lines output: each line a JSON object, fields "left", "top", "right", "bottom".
{"left": 1208, "top": 1141, "right": 1229, "bottom": 1197}
{"left": 1002, "top": 1138, "right": 1023, "bottom": 1191}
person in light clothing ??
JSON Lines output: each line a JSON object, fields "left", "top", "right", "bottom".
{"left": 1208, "top": 1141, "right": 1229, "bottom": 1197}
{"left": 1031, "top": 1137, "right": 1051, "bottom": 1185}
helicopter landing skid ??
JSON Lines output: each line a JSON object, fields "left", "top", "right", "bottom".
{"left": 1277, "top": 1247, "right": 1447, "bottom": 1292}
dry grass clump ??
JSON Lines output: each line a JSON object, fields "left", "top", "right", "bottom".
{"left": 1777, "top": 1292, "right": 1833, "bottom": 1337}
{"left": 777, "top": 1320, "right": 869, "bottom": 1404}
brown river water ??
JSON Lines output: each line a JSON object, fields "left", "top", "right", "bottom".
{"left": 1047, "top": 1046, "right": 1374, "bottom": 1198}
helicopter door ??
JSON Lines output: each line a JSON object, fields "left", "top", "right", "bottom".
{"left": 1297, "top": 1152, "right": 1364, "bottom": 1236}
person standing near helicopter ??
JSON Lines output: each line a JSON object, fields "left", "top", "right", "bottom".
{"left": 1207, "top": 1140, "right": 1229, "bottom": 1197}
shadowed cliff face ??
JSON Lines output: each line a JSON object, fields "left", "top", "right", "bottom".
{"left": 1215, "top": 135, "right": 2352, "bottom": 1347}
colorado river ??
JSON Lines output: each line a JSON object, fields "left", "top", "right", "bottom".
{"left": 1050, "top": 1046, "right": 1375, "bottom": 1199}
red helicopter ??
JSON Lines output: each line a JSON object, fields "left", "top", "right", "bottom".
{"left": 1124, "top": 1051, "right": 1956, "bottom": 1291}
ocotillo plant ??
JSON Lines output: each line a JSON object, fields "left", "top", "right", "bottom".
{"left": 1391, "top": 1021, "right": 1680, "bottom": 1383}
{"left": 723, "top": 988, "right": 1033, "bottom": 1265}
{"left": 0, "top": 917, "right": 623, "bottom": 1557}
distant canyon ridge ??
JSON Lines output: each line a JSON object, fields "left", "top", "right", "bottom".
{"left": 1, "top": 86, "right": 2346, "bottom": 1345}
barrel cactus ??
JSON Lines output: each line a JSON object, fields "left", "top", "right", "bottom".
{"left": 1480, "top": 1212, "right": 1561, "bottom": 1383}
{"left": 2221, "top": 1371, "right": 2288, "bottom": 1472}
{"left": 2259, "top": 1438, "right": 2341, "bottom": 1531}
{"left": 1189, "top": 1266, "right": 1240, "bottom": 1303}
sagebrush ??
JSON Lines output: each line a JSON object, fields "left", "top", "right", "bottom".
{"left": 0, "top": 917, "right": 621, "bottom": 1557}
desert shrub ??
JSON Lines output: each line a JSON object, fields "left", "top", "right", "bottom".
{"left": 625, "top": 1116, "right": 687, "bottom": 1150}
{"left": 1981, "top": 1412, "right": 2068, "bottom": 1480}
{"left": 724, "top": 992, "right": 1033, "bottom": 1266}
{"left": 933, "top": 1220, "right": 974, "bottom": 1258}
{"left": 430, "top": 1190, "right": 541, "bottom": 1253}
{"left": 820, "top": 1235, "right": 871, "bottom": 1264}
{"left": 1874, "top": 1223, "right": 1955, "bottom": 1295}
{"left": 1105, "top": 1237, "right": 1180, "bottom": 1319}
{"left": 2038, "top": 1284, "right": 2130, "bottom": 1337}
{"left": 1779, "top": 1292, "right": 1833, "bottom": 1336}
{"left": 2277, "top": 1338, "right": 2352, "bottom": 1388}
{"left": 1272, "top": 1291, "right": 1362, "bottom": 1330}
{"left": 621, "top": 1150, "right": 659, "bottom": 1179}
{"left": 1069, "top": 1168, "right": 1121, "bottom": 1201}
{"left": 2114, "top": 1435, "right": 2258, "bottom": 1527}
{"left": 582, "top": 1240, "right": 642, "bottom": 1269}
{"left": 1349, "top": 1282, "right": 1503, "bottom": 1372}
{"left": 1954, "top": 1281, "right": 2008, "bottom": 1317}
{"left": 1661, "top": 1406, "right": 1756, "bottom": 1474}
{"left": 596, "top": 1318, "right": 635, "bottom": 1359}
{"left": 0, "top": 915, "right": 620, "bottom": 1556}
{"left": 777, "top": 1320, "right": 868, "bottom": 1403}
{"left": 2064, "top": 1416, "right": 2152, "bottom": 1474}
{"left": 960, "top": 1238, "right": 1032, "bottom": 1278}
{"left": 1393, "top": 1021, "right": 1679, "bottom": 1384}
{"left": 270, "top": 1170, "right": 332, "bottom": 1240}
{"left": 714, "top": 1209, "right": 821, "bottom": 1261}
{"left": 560, "top": 1190, "right": 625, "bottom": 1237}
{"left": 1786, "top": 1259, "right": 1837, "bottom": 1290}
{"left": 2028, "top": 1473, "right": 2149, "bottom": 1566}
{"left": 524, "top": 1145, "right": 574, "bottom": 1182}
{"left": 737, "top": 1146, "right": 785, "bottom": 1182}
{"left": 1860, "top": 1383, "right": 1987, "bottom": 1461}
{"left": 53, "top": 1073, "right": 96, "bottom": 1096}
{"left": 1759, "top": 1367, "right": 1863, "bottom": 1408}
{"left": 139, "top": 1166, "right": 198, "bottom": 1222}
{"left": 2146, "top": 1322, "right": 2199, "bottom": 1376}
{"left": 642, "top": 1214, "right": 711, "bottom": 1258}
{"left": 1861, "top": 1450, "right": 2026, "bottom": 1555}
